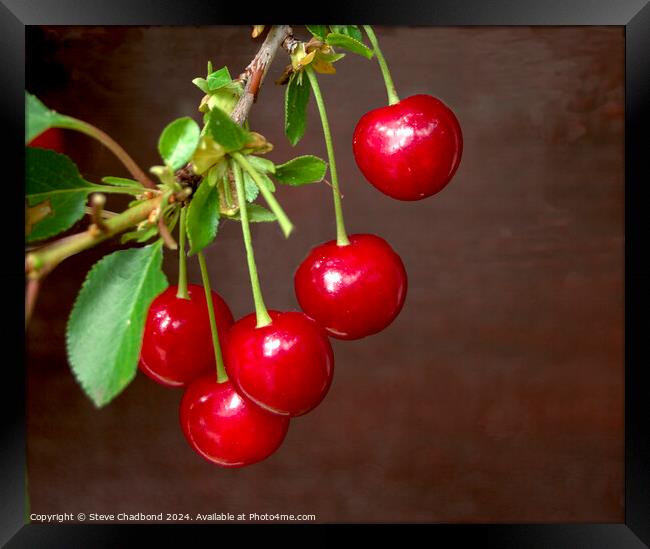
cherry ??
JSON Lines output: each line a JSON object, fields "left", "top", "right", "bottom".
{"left": 352, "top": 94, "right": 462, "bottom": 201}
{"left": 294, "top": 233, "right": 407, "bottom": 340}
{"left": 180, "top": 375, "right": 289, "bottom": 467}
{"left": 139, "top": 284, "right": 234, "bottom": 387}
{"left": 28, "top": 128, "right": 66, "bottom": 154}
{"left": 224, "top": 311, "right": 334, "bottom": 417}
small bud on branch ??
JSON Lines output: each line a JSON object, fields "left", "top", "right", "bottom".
{"left": 90, "top": 193, "right": 109, "bottom": 233}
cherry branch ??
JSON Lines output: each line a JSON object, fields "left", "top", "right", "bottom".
{"left": 25, "top": 191, "right": 175, "bottom": 280}
{"left": 231, "top": 25, "right": 293, "bottom": 125}
{"left": 25, "top": 25, "right": 296, "bottom": 320}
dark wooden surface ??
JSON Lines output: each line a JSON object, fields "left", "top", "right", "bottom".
{"left": 26, "top": 26, "right": 624, "bottom": 523}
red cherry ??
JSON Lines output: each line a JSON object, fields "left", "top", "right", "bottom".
{"left": 28, "top": 128, "right": 66, "bottom": 154}
{"left": 224, "top": 311, "right": 334, "bottom": 417}
{"left": 139, "top": 284, "right": 234, "bottom": 387}
{"left": 180, "top": 376, "right": 289, "bottom": 468}
{"left": 352, "top": 94, "right": 462, "bottom": 201}
{"left": 294, "top": 233, "right": 407, "bottom": 340}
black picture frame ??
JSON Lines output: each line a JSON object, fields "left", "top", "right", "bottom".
{"left": 5, "top": 1, "right": 649, "bottom": 545}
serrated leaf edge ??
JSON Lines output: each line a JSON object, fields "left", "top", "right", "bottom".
{"left": 274, "top": 155, "right": 328, "bottom": 185}
{"left": 65, "top": 242, "right": 167, "bottom": 407}
{"left": 158, "top": 117, "right": 201, "bottom": 170}
{"left": 326, "top": 32, "right": 374, "bottom": 59}
{"left": 187, "top": 180, "right": 220, "bottom": 256}
{"left": 26, "top": 148, "right": 98, "bottom": 241}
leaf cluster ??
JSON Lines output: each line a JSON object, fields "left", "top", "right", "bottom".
{"left": 26, "top": 57, "right": 329, "bottom": 405}
{"left": 284, "top": 25, "right": 374, "bottom": 146}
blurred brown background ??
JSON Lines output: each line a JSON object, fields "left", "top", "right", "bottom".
{"left": 25, "top": 26, "right": 624, "bottom": 523}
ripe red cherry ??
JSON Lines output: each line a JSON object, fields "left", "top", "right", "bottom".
{"left": 28, "top": 128, "right": 66, "bottom": 154}
{"left": 139, "top": 284, "right": 234, "bottom": 387}
{"left": 180, "top": 376, "right": 289, "bottom": 467}
{"left": 294, "top": 233, "right": 407, "bottom": 340}
{"left": 224, "top": 311, "right": 334, "bottom": 417}
{"left": 352, "top": 94, "right": 462, "bottom": 201}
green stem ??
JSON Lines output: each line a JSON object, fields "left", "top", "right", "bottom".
{"left": 231, "top": 152, "right": 294, "bottom": 238}
{"left": 26, "top": 193, "right": 169, "bottom": 279}
{"left": 56, "top": 117, "right": 157, "bottom": 189}
{"left": 363, "top": 25, "right": 400, "bottom": 106}
{"left": 92, "top": 184, "right": 147, "bottom": 196}
{"left": 304, "top": 67, "right": 350, "bottom": 247}
{"left": 176, "top": 207, "right": 189, "bottom": 299}
{"left": 232, "top": 160, "right": 272, "bottom": 328}
{"left": 197, "top": 251, "right": 227, "bottom": 383}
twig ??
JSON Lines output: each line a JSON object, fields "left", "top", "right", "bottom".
{"left": 84, "top": 206, "right": 118, "bottom": 219}
{"left": 231, "top": 25, "right": 293, "bottom": 125}
{"left": 26, "top": 192, "right": 170, "bottom": 280}
{"left": 282, "top": 34, "right": 300, "bottom": 54}
{"left": 25, "top": 279, "right": 40, "bottom": 329}
{"left": 158, "top": 216, "right": 178, "bottom": 250}
{"left": 25, "top": 26, "right": 293, "bottom": 283}
{"left": 322, "top": 178, "right": 344, "bottom": 199}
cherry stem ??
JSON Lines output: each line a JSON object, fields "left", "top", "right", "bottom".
{"left": 305, "top": 66, "right": 350, "bottom": 247}
{"left": 197, "top": 251, "right": 227, "bottom": 383}
{"left": 55, "top": 117, "right": 157, "bottom": 189}
{"left": 232, "top": 160, "right": 272, "bottom": 328}
{"left": 363, "top": 25, "right": 400, "bottom": 106}
{"left": 232, "top": 151, "right": 294, "bottom": 238}
{"left": 176, "top": 207, "right": 189, "bottom": 300}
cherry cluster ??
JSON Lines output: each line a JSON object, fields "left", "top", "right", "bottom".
{"left": 139, "top": 88, "right": 463, "bottom": 467}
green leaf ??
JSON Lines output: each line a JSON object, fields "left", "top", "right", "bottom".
{"left": 101, "top": 176, "right": 144, "bottom": 188}
{"left": 203, "top": 83, "right": 243, "bottom": 116}
{"left": 258, "top": 170, "right": 275, "bottom": 192}
{"left": 243, "top": 172, "right": 259, "bottom": 202}
{"left": 243, "top": 154, "right": 275, "bottom": 202}
{"left": 191, "top": 136, "right": 226, "bottom": 175}
{"left": 186, "top": 178, "right": 219, "bottom": 255}
{"left": 25, "top": 92, "right": 75, "bottom": 144}
{"left": 274, "top": 155, "right": 327, "bottom": 186}
{"left": 26, "top": 148, "right": 98, "bottom": 241}
{"left": 158, "top": 117, "right": 201, "bottom": 170}
{"left": 243, "top": 168, "right": 275, "bottom": 200}
{"left": 285, "top": 72, "right": 311, "bottom": 146}
{"left": 329, "top": 25, "right": 363, "bottom": 42}
{"left": 205, "top": 107, "right": 250, "bottom": 152}
{"left": 207, "top": 66, "right": 232, "bottom": 91}
{"left": 325, "top": 33, "right": 374, "bottom": 59}
{"left": 66, "top": 243, "right": 168, "bottom": 407}
{"left": 245, "top": 155, "right": 275, "bottom": 174}
{"left": 317, "top": 51, "right": 346, "bottom": 64}
{"left": 227, "top": 204, "right": 277, "bottom": 223}
{"left": 205, "top": 161, "right": 226, "bottom": 187}
{"left": 120, "top": 225, "right": 158, "bottom": 244}
{"left": 306, "top": 25, "right": 328, "bottom": 39}
{"left": 192, "top": 78, "right": 209, "bottom": 93}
